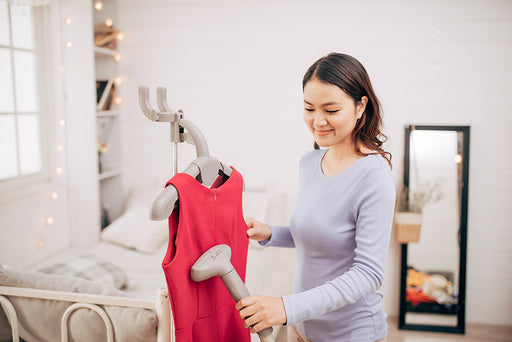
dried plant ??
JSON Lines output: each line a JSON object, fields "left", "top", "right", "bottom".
{"left": 398, "top": 179, "right": 443, "bottom": 213}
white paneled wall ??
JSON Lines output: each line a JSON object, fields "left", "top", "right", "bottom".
{"left": 117, "top": 0, "right": 512, "bottom": 325}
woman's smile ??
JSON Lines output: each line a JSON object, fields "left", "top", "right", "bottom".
{"left": 315, "top": 129, "right": 333, "bottom": 137}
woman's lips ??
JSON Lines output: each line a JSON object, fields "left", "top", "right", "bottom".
{"left": 315, "top": 129, "right": 332, "bottom": 136}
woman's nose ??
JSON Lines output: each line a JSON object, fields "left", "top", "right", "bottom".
{"left": 313, "top": 113, "right": 327, "bottom": 126}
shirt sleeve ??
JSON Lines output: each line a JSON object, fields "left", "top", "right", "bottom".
{"left": 282, "top": 167, "right": 396, "bottom": 325}
{"left": 258, "top": 225, "right": 296, "bottom": 248}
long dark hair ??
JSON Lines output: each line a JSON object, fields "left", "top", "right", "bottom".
{"left": 302, "top": 52, "right": 392, "bottom": 167}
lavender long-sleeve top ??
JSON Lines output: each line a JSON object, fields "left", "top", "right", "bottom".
{"left": 261, "top": 149, "right": 396, "bottom": 342}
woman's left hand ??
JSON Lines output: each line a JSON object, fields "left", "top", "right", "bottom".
{"left": 235, "top": 295, "right": 287, "bottom": 333}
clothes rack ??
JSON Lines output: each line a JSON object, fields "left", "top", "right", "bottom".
{"left": 138, "top": 86, "right": 232, "bottom": 220}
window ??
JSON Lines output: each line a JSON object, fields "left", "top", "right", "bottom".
{"left": 0, "top": 1, "right": 43, "bottom": 181}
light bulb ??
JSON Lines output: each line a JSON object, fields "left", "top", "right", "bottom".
{"left": 105, "top": 17, "right": 113, "bottom": 27}
{"left": 59, "top": 119, "right": 66, "bottom": 126}
{"left": 37, "top": 239, "right": 45, "bottom": 247}
{"left": 114, "top": 77, "right": 122, "bottom": 85}
{"left": 114, "top": 96, "right": 122, "bottom": 105}
{"left": 65, "top": 41, "right": 72, "bottom": 48}
{"left": 114, "top": 53, "right": 121, "bottom": 62}
{"left": 117, "top": 32, "right": 124, "bottom": 41}
{"left": 47, "top": 216, "right": 55, "bottom": 224}
{"left": 94, "top": 0, "right": 103, "bottom": 10}
{"left": 56, "top": 167, "right": 63, "bottom": 175}
{"left": 65, "top": 17, "right": 72, "bottom": 25}
{"left": 51, "top": 192, "right": 59, "bottom": 200}
{"left": 454, "top": 154, "right": 462, "bottom": 164}
{"left": 57, "top": 144, "right": 64, "bottom": 151}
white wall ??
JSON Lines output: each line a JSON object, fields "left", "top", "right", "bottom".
{"left": 116, "top": 0, "right": 512, "bottom": 325}
{"left": 61, "top": 0, "right": 101, "bottom": 248}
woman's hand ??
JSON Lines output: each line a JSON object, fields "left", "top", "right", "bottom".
{"left": 235, "top": 295, "right": 287, "bottom": 334}
{"left": 245, "top": 217, "right": 272, "bottom": 241}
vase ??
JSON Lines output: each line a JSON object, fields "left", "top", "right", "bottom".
{"left": 394, "top": 212, "right": 423, "bottom": 243}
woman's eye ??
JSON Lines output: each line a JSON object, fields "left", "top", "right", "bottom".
{"left": 304, "top": 108, "right": 314, "bottom": 112}
{"left": 326, "top": 110, "right": 339, "bottom": 114}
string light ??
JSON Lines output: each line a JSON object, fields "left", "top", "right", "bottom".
{"left": 105, "top": 17, "right": 113, "bottom": 27}
{"left": 117, "top": 32, "right": 124, "bottom": 41}
{"left": 114, "top": 96, "right": 122, "bottom": 105}
{"left": 114, "top": 76, "right": 122, "bottom": 85}
{"left": 114, "top": 53, "right": 121, "bottom": 62}
{"left": 454, "top": 154, "right": 462, "bottom": 164}
{"left": 94, "top": 0, "right": 103, "bottom": 10}
{"left": 39, "top": 11, "right": 77, "bottom": 251}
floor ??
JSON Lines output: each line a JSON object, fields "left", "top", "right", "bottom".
{"left": 267, "top": 316, "right": 512, "bottom": 342}
{"left": 386, "top": 316, "right": 512, "bottom": 342}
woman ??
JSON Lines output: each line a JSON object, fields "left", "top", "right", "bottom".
{"left": 236, "top": 53, "right": 396, "bottom": 342}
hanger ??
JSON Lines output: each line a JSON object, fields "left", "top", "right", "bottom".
{"left": 138, "top": 86, "right": 233, "bottom": 220}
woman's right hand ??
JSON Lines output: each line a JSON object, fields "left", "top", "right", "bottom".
{"left": 245, "top": 217, "right": 272, "bottom": 242}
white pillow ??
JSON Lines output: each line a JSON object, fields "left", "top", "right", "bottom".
{"left": 125, "top": 185, "right": 163, "bottom": 210}
{"left": 101, "top": 204, "right": 168, "bottom": 254}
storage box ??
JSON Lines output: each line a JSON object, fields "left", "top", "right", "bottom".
{"left": 394, "top": 212, "right": 422, "bottom": 243}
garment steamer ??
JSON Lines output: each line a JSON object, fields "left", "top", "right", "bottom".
{"left": 139, "top": 87, "right": 275, "bottom": 341}
{"left": 191, "top": 245, "right": 275, "bottom": 342}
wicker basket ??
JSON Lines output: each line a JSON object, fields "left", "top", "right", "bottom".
{"left": 394, "top": 212, "right": 422, "bottom": 243}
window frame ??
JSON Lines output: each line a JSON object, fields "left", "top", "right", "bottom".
{"left": 0, "top": 2, "right": 57, "bottom": 198}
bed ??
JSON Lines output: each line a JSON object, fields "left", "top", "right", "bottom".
{"left": 0, "top": 187, "right": 293, "bottom": 342}
{"left": 0, "top": 198, "right": 173, "bottom": 342}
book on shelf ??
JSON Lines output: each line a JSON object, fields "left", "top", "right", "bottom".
{"left": 96, "top": 78, "right": 116, "bottom": 111}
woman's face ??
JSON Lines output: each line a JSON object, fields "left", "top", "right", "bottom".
{"left": 303, "top": 78, "right": 367, "bottom": 149}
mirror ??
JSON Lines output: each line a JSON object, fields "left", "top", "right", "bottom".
{"left": 398, "top": 125, "right": 470, "bottom": 334}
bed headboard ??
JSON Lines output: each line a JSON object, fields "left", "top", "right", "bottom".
{"left": 0, "top": 265, "right": 158, "bottom": 342}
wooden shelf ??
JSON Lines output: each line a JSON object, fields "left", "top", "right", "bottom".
{"left": 97, "top": 110, "right": 119, "bottom": 118}
{"left": 94, "top": 46, "right": 117, "bottom": 56}
{"left": 98, "top": 168, "right": 121, "bottom": 181}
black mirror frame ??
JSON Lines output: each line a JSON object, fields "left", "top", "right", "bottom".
{"left": 398, "top": 125, "right": 470, "bottom": 334}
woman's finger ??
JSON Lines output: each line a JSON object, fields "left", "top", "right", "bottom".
{"left": 249, "top": 320, "right": 269, "bottom": 334}
{"left": 235, "top": 296, "right": 259, "bottom": 312}
{"left": 238, "top": 303, "right": 259, "bottom": 320}
{"left": 245, "top": 217, "right": 255, "bottom": 227}
{"left": 242, "top": 311, "right": 261, "bottom": 329}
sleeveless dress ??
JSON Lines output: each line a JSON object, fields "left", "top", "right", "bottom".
{"left": 161, "top": 168, "right": 250, "bottom": 342}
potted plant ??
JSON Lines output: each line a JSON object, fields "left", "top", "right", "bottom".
{"left": 394, "top": 180, "right": 443, "bottom": 243}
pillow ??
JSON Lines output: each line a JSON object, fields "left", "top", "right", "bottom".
{"left": 101, "top": 204, "right": 168, "bottom": 253}
{"left": 124, "top": 185, "right": 163, "bottom": 210}
{"left": 0, "top": 264, "right": 158, "bottom": 342}
{"left": 38, "top": 254, "right": 128, "bottom": 290}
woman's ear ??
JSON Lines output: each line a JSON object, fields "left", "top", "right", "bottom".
{"left": 356, "top": 96, "right": 368, "bottom": 119}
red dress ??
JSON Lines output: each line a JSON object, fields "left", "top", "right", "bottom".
{"left": 162, "top": 168, "right": 250, "bottom": 342}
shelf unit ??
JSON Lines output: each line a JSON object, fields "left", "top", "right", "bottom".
{"left": 93, "top": 0, "right": 123, "bottom": 229}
